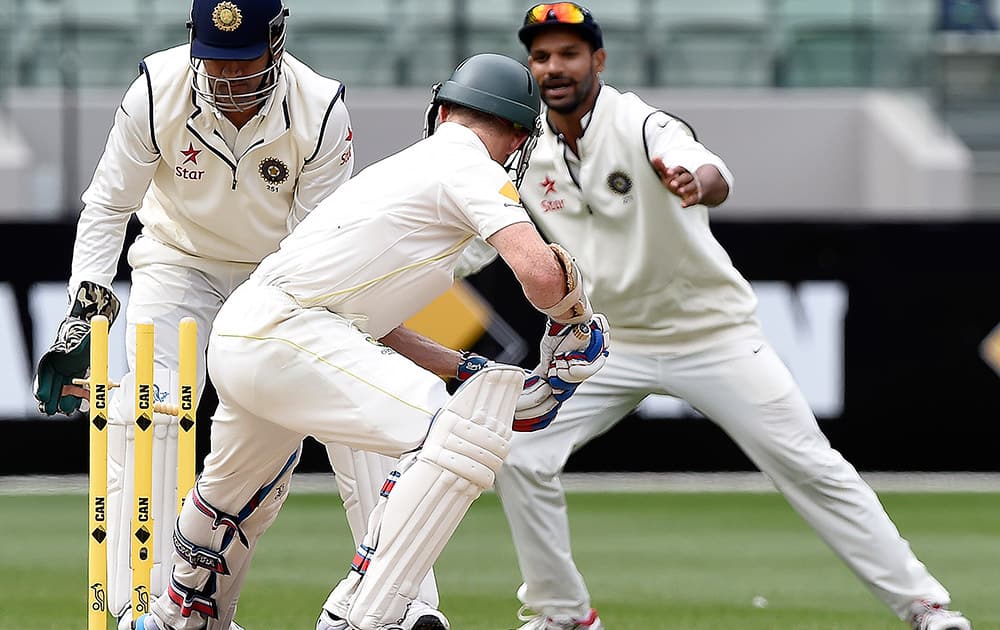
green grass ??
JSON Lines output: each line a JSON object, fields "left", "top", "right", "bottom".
{"left": 1, "top": 491, "right": 998, "bottom": 630}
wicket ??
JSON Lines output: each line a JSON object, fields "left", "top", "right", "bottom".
{"left": 86, "top": 316, "right": 198, "bottom": 629}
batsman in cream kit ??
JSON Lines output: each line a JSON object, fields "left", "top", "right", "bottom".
{"left": 32, "top": 1, "right": 448, "bottom": 629}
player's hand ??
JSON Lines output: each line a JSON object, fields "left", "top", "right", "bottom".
{"left": 546, "top": 314, "right": 609, "bottom": 401}
{"left": 34, "top": 280, "right": 120, "bottom": 416}
{"left": 513, "top": 370, "right": 561, "bottom": 432}
{"left": 652, "top": 157, "right": 702, "bottom": 208}
{"left": 34, "top": 317, "right": 92, "bottom": 415}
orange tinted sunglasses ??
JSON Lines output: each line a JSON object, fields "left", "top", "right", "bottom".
{"left": 524, "top": 2, "right": 588, "bottom": 25}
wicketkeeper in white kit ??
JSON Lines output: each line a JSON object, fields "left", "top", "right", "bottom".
{"left": 128, "top": 52, "right": 610, "bottom": 630}
{"left": 31, "top": 1, "right": 448, "bottom": 628}
{"left": 461, "top": 3, "right": 969, "bottom": 630}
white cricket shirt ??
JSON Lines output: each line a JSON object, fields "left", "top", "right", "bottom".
{"left": 254, "top": 122, "right": 530, "bottom": 338}
{"left": 69, "top": 45, "right": 354, "bottom": 292}
{"left": 519, "top": 85, "right": 758, "bottom": 352}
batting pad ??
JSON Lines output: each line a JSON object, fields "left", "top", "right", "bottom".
{"left": 106, "top": 368, "right": 180, "bottom": 620}
{"left": 153, "top": 451, "right": 297, "bottom": 630}
{"left": 325, "top": 445, "right": 443, "bottom": 609}
{"left": 346, "top": 366, "right": 522, "bottom": 630}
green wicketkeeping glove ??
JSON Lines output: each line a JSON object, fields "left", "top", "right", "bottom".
{"left": 34, "top": 319, "right": 92, "bottom": 415}
{"left": 33, "top": 281, "right": 120, "bottom": 416}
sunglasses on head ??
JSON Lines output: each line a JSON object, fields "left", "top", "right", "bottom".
{"left": 524, "top": 2, "right": 589, "bottom": 26}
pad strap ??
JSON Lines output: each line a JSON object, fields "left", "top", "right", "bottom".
{"left": 191, "top": 486, "right": 250, "bottom": 548}
{"left": 167, "top": 574, "right": 219, "bottom": 619}
{"left": 173, "top": 525, "right": 231, "bottom": 575}
{"left": 352, "top": 544, "right": 376, "bottom": 575}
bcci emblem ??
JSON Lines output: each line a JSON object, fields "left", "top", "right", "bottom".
{"left": 259, "top": 157, "right": 289, "bottom": 185}
{"left": 607, "top": 171, "right": 633, "bottom": 195}
{"left": 212, "top": 1, "right": 243, "bottom": 32}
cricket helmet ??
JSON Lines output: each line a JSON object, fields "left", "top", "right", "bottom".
{"left": 187, "top": 0, "right": 289, "bottom": 111}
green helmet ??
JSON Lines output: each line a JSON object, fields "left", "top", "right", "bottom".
{"left": 424, "top": 53, "right": 542, "bottom": 187}
{"left": 433, "top": 53, "right": 540, "bottom": 129}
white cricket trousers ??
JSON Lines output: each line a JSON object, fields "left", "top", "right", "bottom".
{"left": 106, "top": 236, "right": 256, "bottom": 623}
{"left": 494, "top": 324, "right": 950, "bottom": 620}
{"left": 149, "top": 278, "right": 449, "bottom": 629}
{"left": 107, "top": 238, "right": 436, "bottom": 627}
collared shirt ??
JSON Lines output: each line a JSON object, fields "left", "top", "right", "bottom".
{"left": 520, "top": 85, "right": 758, "bottom": 352}
{"left": 69, "top": 46, "right": 354, "bottom": 292}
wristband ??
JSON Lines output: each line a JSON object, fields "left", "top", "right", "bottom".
{"left": 456, "top": 351, "right": 490, "bottom": 382}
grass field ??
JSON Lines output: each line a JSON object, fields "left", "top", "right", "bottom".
{"left": 1, "top": 489, "right": 998, "bottom": 630}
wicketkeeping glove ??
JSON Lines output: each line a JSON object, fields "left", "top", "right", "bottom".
{"left": 456, "top": 352, "right": 561, "bottom": 432}
{"left": 34, "top": 281, "right": 120, "bottom": 416}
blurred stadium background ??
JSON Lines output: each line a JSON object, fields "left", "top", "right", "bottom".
{"left": 1, "top": 0, "right": 998, "bottom": 471}
{"left": 1, "top": 1, "right": 999, "bottom": 627}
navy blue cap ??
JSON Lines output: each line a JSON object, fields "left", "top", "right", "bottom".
{"left": 189, "top": 0, "right": 285, "bottom": 60}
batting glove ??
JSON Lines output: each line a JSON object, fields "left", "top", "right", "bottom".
{"left": 456, "top": 352, "right": 561, "bottom": 432}
{"left": 547, "top": 314, "right": 610, "bottom": 401}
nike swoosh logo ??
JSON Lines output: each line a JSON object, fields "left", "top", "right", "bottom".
{"left": 504, "top": 203, "right": 525, "bottom": 208}
{"left": 752, "top": 345, "right": 763, "bottom": 354}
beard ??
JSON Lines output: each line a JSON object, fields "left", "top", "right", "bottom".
{"left": 542, "top": 69, "right": 596, "bottom": 114}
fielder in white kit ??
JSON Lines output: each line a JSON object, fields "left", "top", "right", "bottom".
{"left": 482, "top": 4, "right": 972, "bottom": 630}
{"left": 31, "top": 1, "right": 446, "bottom": 628}
{"left": 133, "top": 52, "right": 610, "bottom": 630}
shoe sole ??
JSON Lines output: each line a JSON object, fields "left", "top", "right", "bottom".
{"left": 410, "top": 615, "right": 447, "bottom": 630}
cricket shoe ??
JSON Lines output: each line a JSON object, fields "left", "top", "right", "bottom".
{"left": 515, "top": 606, "right": 603, "bottom": 630}
{"left": 401, "top": 600, "right": 449, "bottom": 630}
{"left": 315, "top": 609, "right": 352, "bottom": 630}
{"left": 133, "top": 614, "right": 167, "bottom": 630}
{"left": 317, "top": 601, "right": 448, "bottom": 630}
{"left": 133, "top": 612, "right": 246, "bottom": 630}
{"left": 909, "top": 600, "right": 972, "bottom": 630}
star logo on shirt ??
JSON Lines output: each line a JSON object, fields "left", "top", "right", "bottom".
{"left": 180, "top": 142, "right": 201, "bottom": 165}
{"left": 541, "top": 176, "right": 556, "bottom": 195}
{"left": 345, "top": 127, "right": 353, "bottom": 142}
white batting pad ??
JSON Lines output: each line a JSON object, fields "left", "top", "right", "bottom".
{"left": 343, "top": 366, "right": 522, "bottom": 630}
{"left": 325, "top": 445, "right": 442, "bottom": 609}
{"left": 106, "top": 367, "right": 181, "bottom": 620}
{"left": 151, "top": 452, "right": 296, "bottom": 630}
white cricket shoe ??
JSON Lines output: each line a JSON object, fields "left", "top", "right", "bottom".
{"left": 316, "top": 601, "right": 448, "bottom": 630}
{"left": 316, "top": 608, "right": 351, "bottom": 630}
{"left": 129, "top": 610, "right": 245, "bottom": 630}
{"left": 909, "top": 600, "right": 972, "bottom": 630}
{"left": 515, "top": 606, "right": 603, "bottom": 630}
{"left": 132, "top": 612, "right": 245, "bottom": 630}
{"left": 132, "top": 614, "right": 164, "bottom": 630}
{"left": 401, "top": 600, "right": 450, "bottom": 630}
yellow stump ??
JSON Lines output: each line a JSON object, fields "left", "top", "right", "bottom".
{"left": 177, "top": 317, "right": 197, "bottom": 513}
{"left": 132, "top": 320, "right": 154, "bottom": 617}
{"left": 88, "top": 315, "right": 109, "bottom": 630}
